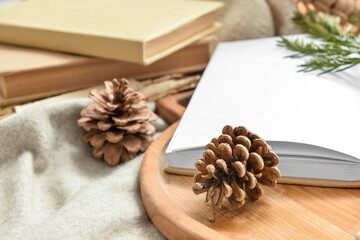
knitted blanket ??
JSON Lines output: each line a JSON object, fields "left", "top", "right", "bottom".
{"left": 0, "top": 99, "right": 166, "bottom": 239}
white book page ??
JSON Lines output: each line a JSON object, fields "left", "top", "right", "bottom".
{"left": 167, "top": 36, "right": 360, "bottom": 160}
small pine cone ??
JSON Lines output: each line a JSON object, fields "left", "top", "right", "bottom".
{"left": 78, "top": 78, "right": 157, "bottom": 166}
{"left": 192, "top": 125, "right": 281, "bottom": 222}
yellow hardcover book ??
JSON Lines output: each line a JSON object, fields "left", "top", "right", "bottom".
{"left": 0, "top": 0, "right": 222, "bottom": 65}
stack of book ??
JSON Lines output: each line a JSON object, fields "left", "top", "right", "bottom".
{"left": 0, "top": 0, "right": 223, "bottom": 106}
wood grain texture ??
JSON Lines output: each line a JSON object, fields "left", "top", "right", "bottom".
{"left": 140, "top": 121, "right": 360, "bottom": 240}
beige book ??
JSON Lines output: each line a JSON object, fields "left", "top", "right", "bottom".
{"left": 0, "top": 36, "right": 216, "bottom": 104}
{"left": 0, "top": 0, "right": 222, "bottom": 64}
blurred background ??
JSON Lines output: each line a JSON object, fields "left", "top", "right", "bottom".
{"left": 0, "top": 0, "right": 358, "bottom": 119}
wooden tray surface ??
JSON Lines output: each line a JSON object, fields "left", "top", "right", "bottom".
{"left": 140, "top": 121, "right": 360, "bottom": 240}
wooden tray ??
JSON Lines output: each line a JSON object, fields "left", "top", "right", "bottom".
{"left": 156, "top": 90, "right": 193, "bottom": 124}
{"left": 140, "top": 121, "right": 360, "bottom": 240}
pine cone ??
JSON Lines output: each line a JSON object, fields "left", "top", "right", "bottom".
{"left": 77, "top": 78, "right": 157, "bottom": 166}
{"left": 192, "top": 125, "right": 281, "bottom": 222}
{"left": 299, "top": 0, "right": 360, "bottom": 23}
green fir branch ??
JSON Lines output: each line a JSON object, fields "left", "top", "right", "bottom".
{"left": 278, "top": 11, "right": 360, "bottom": 74}
{"left": 300, "top": 56, "right": 360, "bottom": 74}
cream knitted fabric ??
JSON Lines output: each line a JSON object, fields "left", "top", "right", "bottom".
{"left": 0, "top": 99, "right": 166, "bottom": 240}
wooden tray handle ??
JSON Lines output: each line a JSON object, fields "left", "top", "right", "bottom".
{"left": 156, "top": 90, "right": 193, "bottom": 124}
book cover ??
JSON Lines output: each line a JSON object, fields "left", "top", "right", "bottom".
{"left": 0, "top": 36, "right": 215, "bottom": 102}
{"left": 166, "top": 35, "right": 360, "bottom": 182}
{"left": 0, "top": 0, "right": 222, "bottom": 64}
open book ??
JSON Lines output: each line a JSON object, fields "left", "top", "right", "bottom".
{"left": 166, "top": 35, "right": 360, "bottom": 183}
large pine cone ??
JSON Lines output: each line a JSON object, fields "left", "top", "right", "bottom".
{"left": 78, "top": 78, "right": 157, "bottom": 166}
{"left": 299, "top": 0, "right": 360, "bottom": 23}
{"left": 192, "top": 125, "right": 281, "bottom": 222}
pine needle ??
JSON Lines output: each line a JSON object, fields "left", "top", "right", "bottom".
{"left": 278, "top": 11, "right": 360, "bottom": 74}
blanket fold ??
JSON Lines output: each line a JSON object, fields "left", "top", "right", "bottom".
{"left": 0, "top": 99, "right": 165, "bottom": 240}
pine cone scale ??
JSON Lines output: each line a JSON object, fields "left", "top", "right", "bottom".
{"left": 92, "top": 147, "right": 104, "bottom": 159}
{"left": 116, "top": 122, "right": 143, "bottom": 133}
{"left": 105, "top": 131, "right": 124, "bottom": 143}
{"left": 81, "top": 130, "right": 97, "bottom": 143}
{"left": 103, "top": 142, "right": 123, "bottom": 166}
{"left": 93, "top": 103, "right": 115, "bottom": 115}
{"left": 80, "top": 108, "right": 109, "bottom": 121}
{"left": 111, "top": 110, "right": 154, "bottom": 125}
{"left": 248, "top": 152, "right": 265, "bottom": 172}
{"left": 104, "top": 80, "right": 115, "bottom": 100}
{"left": 137, "top": 134, "right": 153, "bottom": 152}
{"left": 119, "top": 135, "right": 142, "bottom": 153}
{"left": 89, "top": 132, "right": 106, "bottom": 147}
{"left": 217, "top": 143, "right": 233, "bottom": 162}
{"left": 80, "top": 121, "right": 99, "bottom": 131}
{"left": 229, "top": 177, "right": 245, "bottom": 201}
{"left": 140, "top": 123, "right": 156, "bottom": 135}
{"left": 97, "top": 121, "right": 113, "bottom": 131}
{"left": 260, "top": 166, "right": 281, "bottom": 182}
{"left": 246, "top": 185, "right": 263, "bottom": 201}
{"left": 105, "top": 102, "right": 120, "bottom": 112}
{"left": 233, "top": 144, "right": 249, "bottom": 162}
{"left": 89, "top": 89, "right": 108, "bottom": 105}
{"left": 263, "top": 151, "right": 280, "bottom": 167}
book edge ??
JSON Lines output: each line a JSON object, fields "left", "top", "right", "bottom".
{"left": 163, "top": 166, "right": 360, "bottom": 188}
{"left": 144, "top": 22, "right": 221, "bottom": 65}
